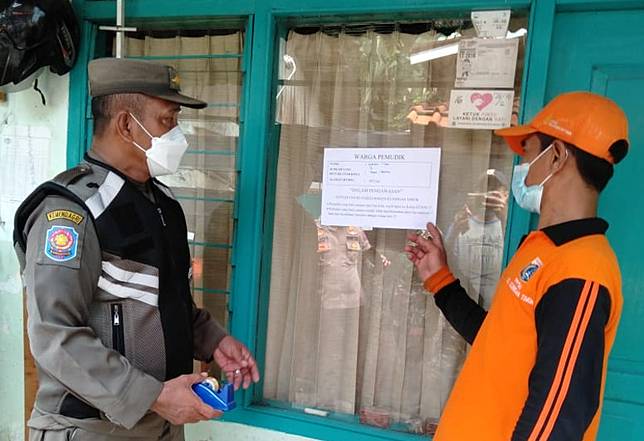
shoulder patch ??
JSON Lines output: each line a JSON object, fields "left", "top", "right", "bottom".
{"left": 44, "top": 226, "right": 79, "bottom": 262}
{"left": 46, "top": 210, "right": 84, "bottom": 224}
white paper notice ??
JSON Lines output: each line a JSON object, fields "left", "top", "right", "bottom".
{"left": 0, "top": 125, "right": 51, "bottom": 199}
{"left": 0, "top": 125, "right": 51, "bottom": 225}
{"left": 471, "top": 10, "right": 511, "bottom": 38}
{"left": 321, "top": 148, "right": 441, "bottom": 230}
{"left": 448, "top": 90, "right": 514, "bottom": 130}
{"left": 456, "top": 38, "right": 519, "bottom": 88}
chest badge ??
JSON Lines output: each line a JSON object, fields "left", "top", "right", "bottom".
{"left": 520, "top": 257, "right": 543, "bottom": 282}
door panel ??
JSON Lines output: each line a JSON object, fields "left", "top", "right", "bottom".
{"left": 548, "top": 10, "right": 644, "bottom": 440}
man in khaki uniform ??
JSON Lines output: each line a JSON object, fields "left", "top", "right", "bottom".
{"left": 14, "top": 58, "right": 260, "bottom": 441}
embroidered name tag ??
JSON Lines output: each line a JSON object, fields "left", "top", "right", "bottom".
{"left": 44, "top": 226, "right": 79, "bottom": 262}
{"left": 47, "top": 210, "right": 84, "bottom": 225}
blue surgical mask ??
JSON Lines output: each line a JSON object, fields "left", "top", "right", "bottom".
{"left": 511, "top": 144, "right": 560, "bottom": 214}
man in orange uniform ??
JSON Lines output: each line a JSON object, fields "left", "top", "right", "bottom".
{"left": 406, "top": 92, "right": 629, "bottom": 440}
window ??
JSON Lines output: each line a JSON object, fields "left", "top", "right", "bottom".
{"left": 263, "top": 16, "right": 527, "bottom": 435}
{"left": 103, "top": 25, "right": 247, "bottom": 374}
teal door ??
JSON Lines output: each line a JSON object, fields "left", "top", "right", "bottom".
{"left": 546, "top": 8, "right": 644, "bottom": 440}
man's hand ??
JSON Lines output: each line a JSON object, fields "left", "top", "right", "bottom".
{"left": 214, "top": 336, "right": 260, "bottom": 390}
{"left": 404, "top": 223, "right": 448, "bottom": 282}
{"left": 151, "top": 373, "right": 222, "bottom": 425}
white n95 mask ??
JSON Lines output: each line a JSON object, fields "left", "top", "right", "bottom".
{"left": 129, "top": 113, "right": 188, "bottom": 177}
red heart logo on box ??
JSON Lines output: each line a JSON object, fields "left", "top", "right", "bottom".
{"left": 470, "top": 92, "right": 493, "bottom": 111}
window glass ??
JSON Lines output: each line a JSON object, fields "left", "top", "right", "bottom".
{"left": 264, "top": 17, "right": 527, "bottom": 435}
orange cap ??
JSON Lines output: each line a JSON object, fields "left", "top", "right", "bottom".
{"left": 495, "top": 92, "right": 629, "bottom": 164}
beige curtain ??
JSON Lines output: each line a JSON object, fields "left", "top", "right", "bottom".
{"left": 265, "top": 28, "right": 522, "bottom": 430}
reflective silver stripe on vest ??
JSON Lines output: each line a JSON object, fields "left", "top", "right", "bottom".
{"left": 85, "top": 172, "right": 125, "bottom": 219}
{"left": 98, "top": 276, "right": 159, "bottom": 307}
{"left": 102, "top": 261, "right": 159, "bottom": 289}
{"left": 98, "top": 254, "right": 160, "bottom": 307}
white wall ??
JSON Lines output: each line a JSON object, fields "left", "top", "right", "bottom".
{"left": 187, "top": 421, "right": 317, "bottom": 441}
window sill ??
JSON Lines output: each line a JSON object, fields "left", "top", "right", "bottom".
{"left": 222, "top": 403, "right": 430, "bottom": 441}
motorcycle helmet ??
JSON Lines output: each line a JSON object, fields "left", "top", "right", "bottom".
{"left": 0, "top": 0, "right": 80, "bottom": 88}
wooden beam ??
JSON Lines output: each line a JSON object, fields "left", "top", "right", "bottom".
{"left": 23, "top": 292, "right": 37, "bottom": 441}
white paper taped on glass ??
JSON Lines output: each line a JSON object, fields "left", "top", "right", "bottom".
{"left": 455, "top": 38, "right": 519, "bottom": 89}
{"left": 320, "top": 148, "right": 441, "bottom": 230}
{"left": 471, "top": 10, "right": 511, "bottom": 38}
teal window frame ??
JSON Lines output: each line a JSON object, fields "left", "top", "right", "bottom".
{"left": 66, "top": 1, "right": 564, "bottom": 439}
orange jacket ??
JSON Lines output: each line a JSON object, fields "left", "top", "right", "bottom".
{"left": 426, "top": 218, "right": 622, "bottom": 441}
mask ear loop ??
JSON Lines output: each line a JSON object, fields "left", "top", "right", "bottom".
{"left": 528, "top": 143, "right": 554, "bottom": 167}
{"left": 539, "top": 145, "right": 569, "bottom": 187}
{"left": 128, "top": 112, "right": 154, "bottom": 139}
{"left": 128, "top": 113, "right": 154, "bottom": 153}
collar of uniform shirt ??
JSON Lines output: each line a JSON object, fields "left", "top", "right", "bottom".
{"left": 519, "top": 217, "right": 608, "bottom": 248}
{"left": 85, "top": 151, "right": 156, "bottom": 202}
{"left": 541, "top": 217, "right": 608, "bottom": 246}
